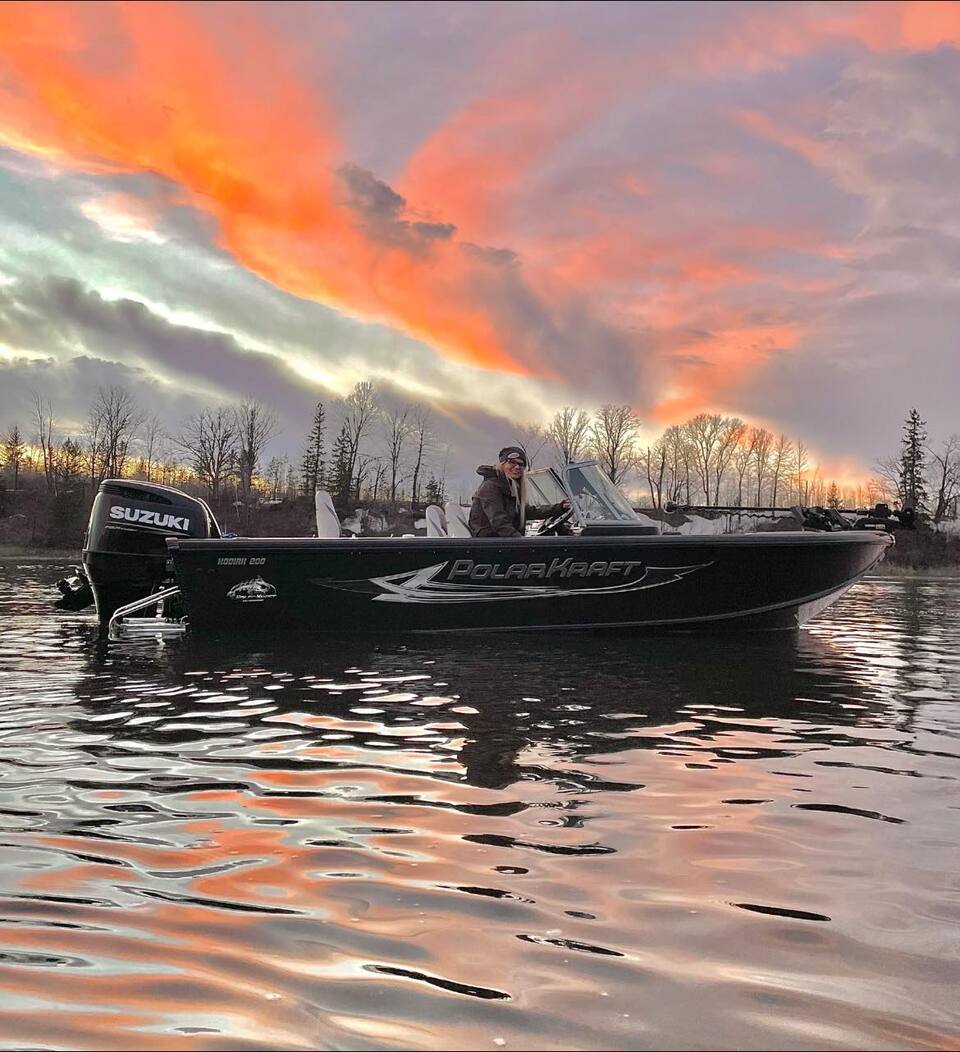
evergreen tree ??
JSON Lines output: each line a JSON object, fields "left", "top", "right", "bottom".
{"left": 56, "top": 437, "right": 85, "bottom": 486}
{"left": 826, "top": 481, "right": 842, "bottom": 509}
{"left": 424, "top": 476, "right": 444, "bottom": 505}
{"left": 300, "top": 401, "right": 326, "bottom": 499}
{"left": 897, "top": 408, "right": 928, "bottom": 511}
{"left": 2, "top": 425, "right": 25, "bottom": 497}
{"left": 327, "top": 423, "right": 352, "bottom": 501}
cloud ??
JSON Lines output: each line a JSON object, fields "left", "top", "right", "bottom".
{"left": 2, "top": 0, "right": 960, "bottom": 479}
{"left": 0, "top": 273, "right": 321, "bottom": 415}
{"left": 338, "top": 162, "right": 457, "bottom": 249}
{"left": 0, "top": 2, "right": 642, "bottom": 385}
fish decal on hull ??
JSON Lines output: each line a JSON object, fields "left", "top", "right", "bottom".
{"left": 313, "top": 559, "right": 712, "bottom": 604}
{"left": 227, "top": 576, "right": 277, "bottom": 602}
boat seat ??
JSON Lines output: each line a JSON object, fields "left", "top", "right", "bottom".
{"left": 445, "top": 501, "right": 472, "bottom": 538}
{"left": 314, "top": 490, "right": 342, "bottom": 538}
{"left": 425, "top": 505, "right": 447, "bottom": 537}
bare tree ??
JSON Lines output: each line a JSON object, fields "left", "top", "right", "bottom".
{"left": 928, "top": 435, "right": 960, "bottom": 524}
{"left": 732, "top": 433, "right": 753, "bottom": 507}
{"left": 408, "top": 404, "right": 431, "bottom": 504}
{"left": 264, "top": 456, "right": 288, "bottom": 500}
{"left": 809, "top": 470, "right": 825, "bottom": 506}
{"left": 177, "top": 407, "right": 237, "bottom": 500}
{"left": 234, "top": 400, "right": 279, "bottom": 502}
{"left": 549, "top": 407, "right": 592, "bottom": 466}
{"left": 769, "top": 434, "right": 794, "bottom": 507}
{"left": 750, "top": 427, "right": 773, "bottom": 506}
{"left": 661, "top": 424, "right": 690, "bottom": 505}
{"left": 435, "top": 443, "right": 452, "bottom": 503}
{"left": 341, "top": 381, "right": 379, "bottom": 500}
{"left": 354, "top": 452, "right": 382, "bottom": 500}
{"left": 686, "top": 413, "right": 724, "bottom": 505}
{"left": 794, "top": 439, "right": 810, "bottom": 505}
{"left": 590, "top": 404, "right": 639, "bottom": 485}
{"left": 31, "top": 392, "right": 56, "bottom": 495}
{"left": 873, "top": 456, "right": 900, "bottom": 505}
{"left": 82, "top": 399, "right": 107, "bottom": 488}
{"left": 382, "top": 405, "right": 413, "bottom": 501}
{"left": 713, "top": 418, "right": 745, "bottom": 505}
{"left": 512, "top": 422, "right": 550, "bottom": 467}
{"left": 641, "top": 439, "right": 667, "bottom": 509}
{"left": 140, "top": 413, "right": 166, "bottom": 482}
{"left": 94, "top": 386, "right": 142, "bottom": 479}
{"left": 368, "top": 457, "right": 389, "bottom": 502}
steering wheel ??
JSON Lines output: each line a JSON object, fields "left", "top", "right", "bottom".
{"left": 537, "top": 507, "right": 574, "bottom": 536}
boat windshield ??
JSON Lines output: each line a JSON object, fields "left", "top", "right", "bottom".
{"left": 564, "top": 462, "right": 639, "bottom": 522}
{"left": 525, "top": 467, "right": 569, "bottom": 510}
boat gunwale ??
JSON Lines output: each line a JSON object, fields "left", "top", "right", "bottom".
{"left": 167, "top": 531, "right": 894, "bottom": 553}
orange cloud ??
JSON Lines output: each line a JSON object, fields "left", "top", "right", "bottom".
{"left": 0, "top": 2, "right": 531, "bottom": 375}
{"left": 397, "top": 26, "right": 638, "bottom": 246}
{"left": 3, "top": 0, "right": 959, "bottom": 418}
{"left": 694, "top": 1, "right": 960, "bottom": 72}
{"left": 649, "top": 315, "right": 806, "bottom": 424}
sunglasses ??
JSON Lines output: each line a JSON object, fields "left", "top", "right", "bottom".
{"left": 505, "top": 458, "right": 526, "bottom": 468}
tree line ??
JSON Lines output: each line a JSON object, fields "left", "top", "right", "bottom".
{"left": 2, "top": 385, "right": 958, "bottom": 527}
{"left": 0, "top": 383, "right": 452, "bottom": 513}
{"left": 516, "top": 406, "right": 958, "bottom": 521}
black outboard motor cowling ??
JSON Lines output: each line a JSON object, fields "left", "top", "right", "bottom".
{"left": 82, "top": 480, "right": 220, "bottom": 623}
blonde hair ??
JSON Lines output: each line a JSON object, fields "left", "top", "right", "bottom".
{"left": 497, "top": 461, "right": 529, "bottom": 530}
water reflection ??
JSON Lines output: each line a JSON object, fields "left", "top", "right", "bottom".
{"left": 0, "top": 566, "right": 957, "bottom": 1050}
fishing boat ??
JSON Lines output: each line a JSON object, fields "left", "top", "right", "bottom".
{"left": 62, "top": 462, "right": 893, "bottom": 639}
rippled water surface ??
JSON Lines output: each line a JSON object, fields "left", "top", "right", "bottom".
{"left": 1, "top": 564, "right": 958, "bottom": 1051}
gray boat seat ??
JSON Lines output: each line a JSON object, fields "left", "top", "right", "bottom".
{"left": 314, "top": 490, "right": 342, "bottom": 538}
{"left": 425, "top": 505, "right": 447, "bottom": 537}
{"left": 445, "top": 500, "right": 472, "bottom": 538}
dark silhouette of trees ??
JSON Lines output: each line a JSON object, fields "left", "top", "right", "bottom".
{"left": 176, "top": 407, "right": 237, "bottom": 500}
{"left": 382, "top": 405, "right": 412, "bottom": 501}
{"left": 549, "top": 407, "right": 591, "bottom": 465}
{"left": 928, "top": 435, "right": 960, "bottom": 524}
{"left": 898, "top": 408, "right": 928, "bottom": 511}
{"left": 31, "top": 393, "right": 56, "bottom": 495}
{"left": 590, "top": 404, "right": 639, "bottom": 485}
{"left": 2, "top": 425, "right": 25, "bottom": 500}
{"left": 234, "top": 400, "right": 279, "bottom": 506}
{"left": 300, "top": 401, "right": 327, "bottom": 500}
{"left": 408, "top": 405, "right": 431, "bottom": 504}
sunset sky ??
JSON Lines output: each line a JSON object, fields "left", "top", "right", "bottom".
{"left": 1, "top": 0, "right": 959, "bottom": 486}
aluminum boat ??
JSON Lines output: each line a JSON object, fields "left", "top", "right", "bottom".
{"left": 67, "top": 463, "right": 893, "bottom": 639}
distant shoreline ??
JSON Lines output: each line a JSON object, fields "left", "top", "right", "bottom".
{"left": 0, "top": 547, "right": 79, "bottom": 562}
{"left": 870, "top": 564, "right": 960, "bottom": 578}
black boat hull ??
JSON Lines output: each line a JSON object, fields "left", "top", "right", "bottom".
{"left": 167, "top": 531, "right": 892, "bottom": 635}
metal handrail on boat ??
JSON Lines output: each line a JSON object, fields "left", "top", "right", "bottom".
{"left": 108, "top": 586, "right": 187, "bottom": 641}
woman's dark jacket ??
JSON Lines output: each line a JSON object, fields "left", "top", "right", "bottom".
{"left": 468, "top": 465, "right": 565, "bottom": 537}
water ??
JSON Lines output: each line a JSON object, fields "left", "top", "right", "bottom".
{"left": 0, "top": 563, "right": 958, "bottom": 1051}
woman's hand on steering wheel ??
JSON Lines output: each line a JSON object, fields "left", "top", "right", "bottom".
{"left": 537, "top": 506, "right": 574, "bottom": 535}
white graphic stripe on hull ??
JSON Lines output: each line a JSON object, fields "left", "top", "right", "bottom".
{"left": 314, "top": 561, "right": 712, "bottom": 604}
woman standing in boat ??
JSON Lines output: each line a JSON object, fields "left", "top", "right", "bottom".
{"left": 468, "top": 445, "right": 568, "bottom": 537}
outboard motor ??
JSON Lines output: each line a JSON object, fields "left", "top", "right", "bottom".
{"left": 82, "top": 480, "right": 220, "bottom": 624}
